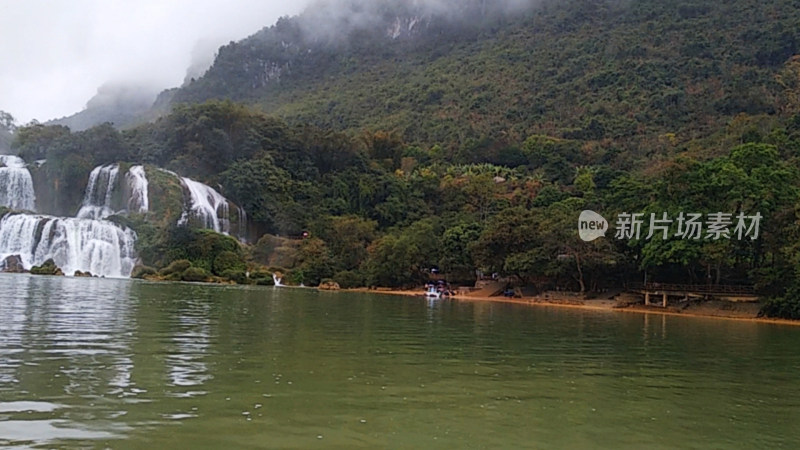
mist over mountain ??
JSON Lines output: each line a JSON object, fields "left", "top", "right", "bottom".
{"left": 293, "top": 0, "right": 541, "bottom": 42}
{"left": 48, "top": 82, "right": 162, "bottom": 131}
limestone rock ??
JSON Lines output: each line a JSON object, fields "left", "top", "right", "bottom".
{"left": 318, "top": 280, "right": 341, "bottom": 291}
{"left": 30, "top": 259, "right": 64, "bottom": 276}
{"left": 1, "top": 255, "right": 27, "bottom": 273}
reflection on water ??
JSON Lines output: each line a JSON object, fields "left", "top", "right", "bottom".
{"left": 1, "top": 273, "right": 800, "bottom": 448}
{"left": 167, "top": 298, "right": 213, "bottom": 392}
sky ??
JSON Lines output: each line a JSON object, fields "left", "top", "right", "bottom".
{"left": 0, "top": 0, "right": 307, "bottom": 125}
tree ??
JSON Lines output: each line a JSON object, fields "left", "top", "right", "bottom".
{"left": 0, "top": 111, "right": 15, "bottom": 152}
{"left": 221, "top": 154, "right": 291, "bottom": 231}
{"left": 364, "top": 219, "right": 441, "bottom": 287}
{"left": 538, "top": 198, "right": 620, "bottom": 292}
{"left": 472, "top": 207, "right": 540, "bottom": 274}
{"left": 315, "top": 215, "right": 377, "bottom": 271}
{"left": 296, "top": 237, "right": 334, "bottom": 286}
{"left": 0, "top": 111, "right": 15, "bottom": 131}
{"left": 440, "top": 221, "right": 483, "bottom": 282}
{"left": 14, "top": 123, "right": 72, "bottom": 161}
{"left": 362, "top": 131, "right": 404, "bottom": 171}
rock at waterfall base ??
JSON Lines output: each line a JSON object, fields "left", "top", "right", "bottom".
{"left": 30, "top": 259, "right": 65, "bottom": 276}
{"left": 1, "top": 255, "right": 27, "bottom": 273}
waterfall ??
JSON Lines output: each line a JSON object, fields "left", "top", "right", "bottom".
{"left": 0, "top": 213, "right": 137, "bottom": 278}
{"left": 126, "top": 165, "right": 149, "bottom": 213}
{"left": 272, "top": 273, "right": 283, "bottom": 286}
{"left": 0, "top": 155, "right": 36, "bottom": 211}
{"left": 77, "top": 164, "right": 120, "bottom": 220}
{"left": 237, "top": 207, "right": 248, "bottom": 243}
{"left": 178, "top": 177, "right": 231, "bottom": 234}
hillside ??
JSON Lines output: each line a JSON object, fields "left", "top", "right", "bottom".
{"left": 171, "top": 0, "right": 800, "bottom": 162}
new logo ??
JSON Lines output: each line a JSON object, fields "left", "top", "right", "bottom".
{"left": 578, "top": 210, "right": 608, "bottom": 242}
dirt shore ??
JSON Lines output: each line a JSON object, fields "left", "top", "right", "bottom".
{"left": 344, "top": 287, "right": 800, "bottom": 327}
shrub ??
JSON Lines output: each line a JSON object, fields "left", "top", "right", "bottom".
{"left": 286, "top": 269, "right": 305, "bottom": 285}
{"left": 333, "top": 270, "right": 364, "bottom": 289}
{"left": 213, "top": 250, "right": 246, "bottom": 276}
{"left": 160, "top": 228, "right": 241, "bottom": 272}
{"left": 160, "top": 259, "right": 191, "bottom": 276}
{"left": 181, "top": 267, "right": 210, "bottom": 282}
{"left": 760, "top": 296, "right": 800, "bottom": 320}
{"left": 248, "top": 270, "right": 271, "bottom": 281}
{"left": 221, "top": 269, "right": 248, "bottom": 284}
{"left": 131, "top": 265, "right": 157, "bottom": 279}
{"left": 30, "top": 259, "right": 63, "bottom": 276}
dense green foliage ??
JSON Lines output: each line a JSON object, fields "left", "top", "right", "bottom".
{"left": 158, "top": 228, "right": 245, "bottom": 274}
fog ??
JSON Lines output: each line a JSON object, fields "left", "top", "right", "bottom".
{"left": 0, "top": 0, "right": 308, "bottom": 124}
{"left": 296, "top": 0, "right": 542, "bottom": 42}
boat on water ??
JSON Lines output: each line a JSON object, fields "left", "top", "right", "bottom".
{"left": 425, "top": 285, "right": 443, "bottom": 298}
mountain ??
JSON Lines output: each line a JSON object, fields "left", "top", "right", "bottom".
{"left": 48, "top": 82, "right": 162, "bottom": 131}
{"left": 167, "top": 0, "right": 800, "bottom": 159}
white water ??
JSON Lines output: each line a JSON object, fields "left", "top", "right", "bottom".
{"left": 77, "top": 164, "right": 120, "bottom": 220}
{"left": 0, "top": 213, "right": 137, "bottom": 278}
{"left": 0, "top": 155, "right": 36, "bottom": 211}
{"left": 272, "top": 273, "right": 283, "bottom": 286}
{"left": 237, "top": 207, "right": 248, "bottom": 243}
{"left": 178, "top": 177, "right": 231, "bottom": 234}
{"left": 126, "top": 165, "right": 149, "bottom": 213}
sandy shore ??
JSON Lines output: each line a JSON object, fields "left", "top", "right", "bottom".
{"left": 344, "top": 287, "right": 800, "bottom": 327}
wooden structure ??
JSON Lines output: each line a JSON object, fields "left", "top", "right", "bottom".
{"left": 627, "top": 282, "right": 758, "bottom": 307}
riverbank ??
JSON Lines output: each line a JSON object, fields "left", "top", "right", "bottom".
{"left": 344, "top": 287, "right": 800, "bottom": 327}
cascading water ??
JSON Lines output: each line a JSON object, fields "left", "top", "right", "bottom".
{"left": 77, "top": 164, "right": 120, "bottom": 220}
{"left": 0, "top": 213, "right": 137, "bottom": 278}
{"left": 0, "top": 162, "right": 251, "bottom": 278}
{"left": 237, "top": 207, "right": 248, "bottom": 243}
{"left": 178, "top": 177, "right": 231, "bottom": 234}
{"left": 126, "top": 165, "right": 149, "bottom": 214}
{"left": 0, "top": 155, "right": 36, "bottom": 211}
{"left": 272, "top": 273, "right": 283, "bottom": 286}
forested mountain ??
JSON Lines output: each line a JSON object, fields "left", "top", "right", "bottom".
{"left": 6, "top": 0, "right": 800, "bottom": 318}
{"left": 171, "top": 0, "right": 800, "bottom": 164}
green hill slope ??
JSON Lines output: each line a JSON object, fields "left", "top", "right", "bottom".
{"left": 171, "top": 0, "right": 800, "bottom": 158}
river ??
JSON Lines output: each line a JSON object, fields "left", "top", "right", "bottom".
{"left": 0, "top": 274, "right": 798, "bottom": 448}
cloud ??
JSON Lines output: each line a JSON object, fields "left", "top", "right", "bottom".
{"left": 0, "top": 0, "right": 307, "bottom": 124}
{"left": 295, "top": 0, "right": 542, "bottom": 43}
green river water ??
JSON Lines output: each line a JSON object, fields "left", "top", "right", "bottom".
{"left": 0, "top": 273, "right": 799, "bottom": 448}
